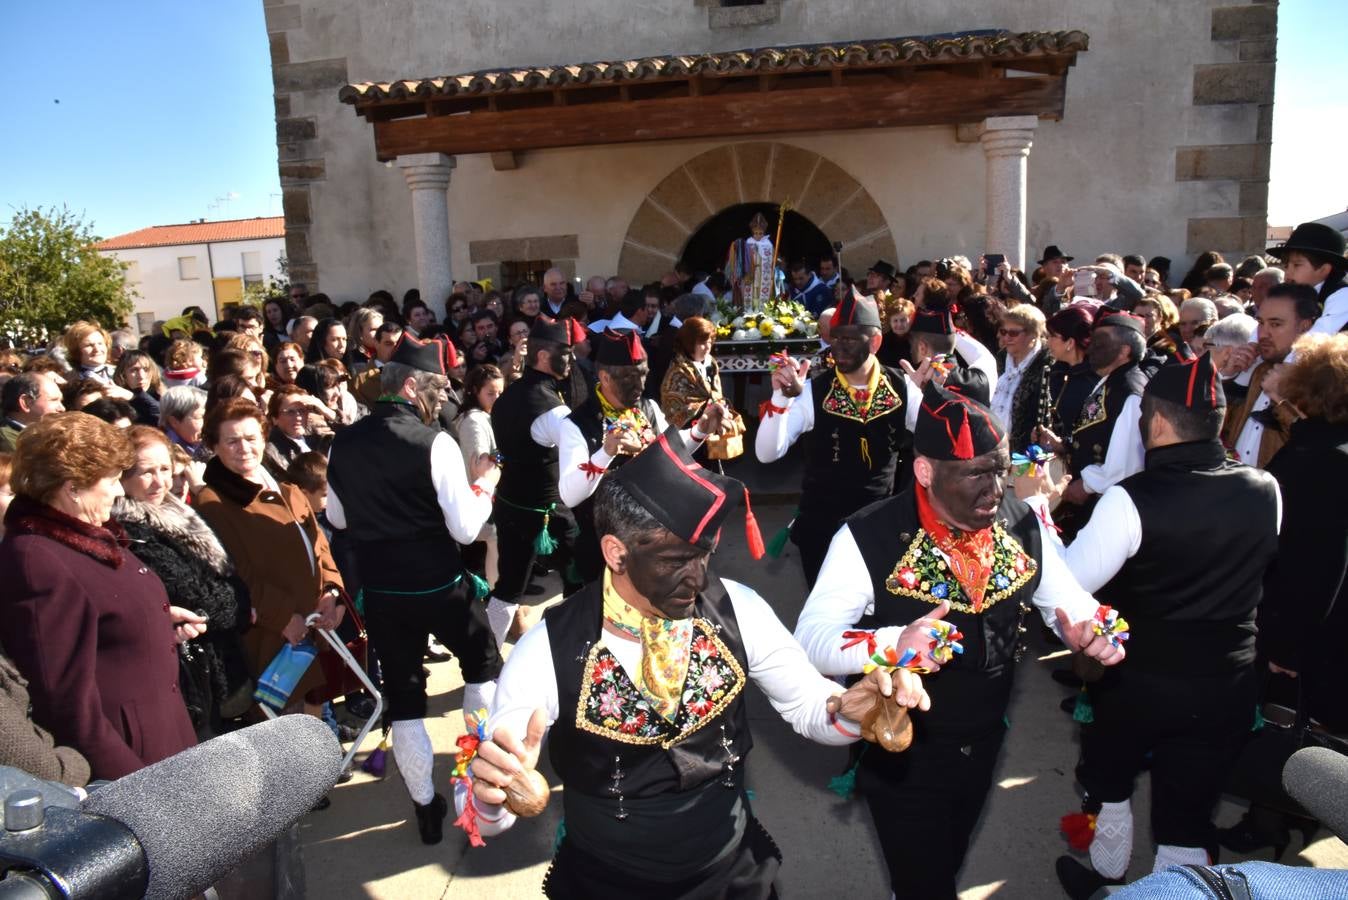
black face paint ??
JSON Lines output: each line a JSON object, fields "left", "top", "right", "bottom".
{"left": 608, "top": 364, "right": 648, "bottom": 408}
{"left": 830, "top": 327, "right": 871, "bottom": 375}
{"left": 929, "top": 445, "right": 1011, "bottom": 532}
{"left": 622, "top": 529, "right": 712, "bottom": 620}
{"left": 549, "top": 347, "right": 573, "bottom": 379}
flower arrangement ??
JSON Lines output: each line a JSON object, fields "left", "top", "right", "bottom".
{"left": 710, "top": 296, "right": 818, "bottom": 342}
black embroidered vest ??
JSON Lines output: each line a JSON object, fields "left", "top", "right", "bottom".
{"left": 493, "top": 367, "right": 567, "bottom": 508}
{"left": 846, "top": 490, "right": 1043, "bottom": 749}
{"left": 1068, "top": 361, "right": 1147, "bottom": 478}
{"left": 1097, "top": 440, "right": 1279, "bottom": 674}
{"left": 544, "top": 575, "right": 754, "bottom": 879}
{"left": 798, "top": 364, "right": 910, "bottom": 521}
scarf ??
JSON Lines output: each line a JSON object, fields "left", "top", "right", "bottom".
{"left": 3, "top": 495, "right": 128, "bottom": 568}
{"left": 916, "top": 483, "right": 996, "bottom": 613}
{"left": 835, "top": 359, "right": 881, "bottom": 419}
{"left": 595, "top": 386, "right": 651, "bottom": 436}
{"left": 601, "top": 569, "right": 694, "bottom": 723}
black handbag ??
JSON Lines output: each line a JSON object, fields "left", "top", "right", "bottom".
{"left": 177, "top": 640, "right": 215, "bottom": 735}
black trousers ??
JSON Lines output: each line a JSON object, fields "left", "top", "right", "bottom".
{"left": 1077, "top": 665, "right": 1257, "bottom": 850}
{"left": 493, "top": 499, "right": 581, "bottom": 603}
{"left": 790, "top": 512, "right": 846, "bottom": 590}
{"left": 860, "top": 726, "right": 1007, "bottom": 900}
{"left": 362, "top": 576, "right": 502, "bottom": 721}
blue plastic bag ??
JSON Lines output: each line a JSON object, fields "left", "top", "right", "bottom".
{"left": 253, "top": 639, "right": 319, "bottom": 711}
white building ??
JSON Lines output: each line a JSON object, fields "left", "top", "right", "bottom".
{"left": 96, "top": 217, "right": 286, "bottom": 334}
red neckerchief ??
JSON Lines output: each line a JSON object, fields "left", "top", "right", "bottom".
{"left": 916, "top": 483, "right": 996, "bottom": 612}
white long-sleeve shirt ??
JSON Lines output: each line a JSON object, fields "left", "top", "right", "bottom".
{"left": 1309, "top": 282, "right": 1348, "bottom": 335}
{"left": 794, "top": 520, "right": 1099, "bottom": 676}
{"left": 556, "top": 403, "right": 687, "bottom": 508}
{"left": 954, "top": 332, "right": 999, "bottom": 398}
{"left": 326, "top": 430, "right": 494, "bottom": 545}
{"left": 465, "top": 578, "right": 862, "bottom": 837}
{"left": 1078, "top": 387, "right": 1145, "bottom": 495}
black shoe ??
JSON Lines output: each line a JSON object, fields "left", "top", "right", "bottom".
{"left": 336, "top": 764, "right": 354, "bottom": 785}
{"left": 311, "top": 795, "right": 332, "bottom": 812}
{"left": 1060, "top": 694, "right": 1079, "bottom": 714}
{"left": 344, "top": 694, "right": 377, "bottom": 720}
{"left": 1052, "top": 669, "right": 1084, "bottom": 689}
{"left": 1055, "top": 856, "right": 1123, "bottom": 900}
{"left": 414, "top": 793, "right": 449, "bottom": 845}
{"left": 1218, "top": 811, "right": 1291, "bottom": 862}
{"left": 425, "top": 646, "right": 452, "bottom": 662}
{"left": 524, "top": 583, "right": 547, "bottom": 596}
{"left": 336, "top": 723, "right": 359, "bottom": 743}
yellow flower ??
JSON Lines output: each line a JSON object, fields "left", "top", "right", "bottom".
{"left": 778, "top": 315, "right": 795, "bottom": 326}
{"left": 716, "top": 326, "right": 732, "bottom": 337}
{"left": 758, "top": 320, "right": 775, "bottom": 337}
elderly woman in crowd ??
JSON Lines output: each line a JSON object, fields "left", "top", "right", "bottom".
{"left": 1199, "top": 313, "right": 1259, "bottom": 408}
{"left": 346, "top": 308, "right": 384, "bottom": 374}
{"left": 992, "top": 303, "right": 1051, "bottom": 451}
{"left": 114, "top": 349, "right": 163, "bottom": 425}
{"left": 115, "top": 426, "right": 252, "bottom": 735}
{"left": 161, "top": 338, "right": 207, "bottom": 389}
{"left": 63, "top": 322, "right": 121, "bottom": 391}
{"left": 263, "top": 384, "right": 331, "bottom": 481}
{"left": 877, "top": 297, "right": 916, "bottom": 368}
{"left": 511, "top": 283, "right": 544, "bottom": 329}
{"left": 0, "top": 413, "right": 198, "bottom": 779}
{"left": 195, "top": 398, "right": 343, "bottom": 720}
{"left": 160, "top": 384, "right": 208, "bottom": 459}
{"left": 1177, "top": 297, "right": 1218, "bottom": 353}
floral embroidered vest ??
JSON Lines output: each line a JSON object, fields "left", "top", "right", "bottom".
{"left": 544, "top": 574, "right": 753, "bottom": 799}
{"left": 846, "top": 489, "right": 1043, "bottom": 746}
{"left": 799, "top": 364, "right": 911, "bottom": 520}
{"left": 1067, "top": 361, "right": 1147, "bottom": 478}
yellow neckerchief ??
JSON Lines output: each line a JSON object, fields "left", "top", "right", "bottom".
{"left": 835, "top": 358, "right": 881, "bottom": 418}
{"left": 601, "top": 569, "right": 694, "bottom": 723}
{"left": 595, "top": 385, "right": 650, "bottom": 434}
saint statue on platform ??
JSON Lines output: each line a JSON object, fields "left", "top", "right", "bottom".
{"left": 726, "top": 211, "right": 777, "bottom": 313}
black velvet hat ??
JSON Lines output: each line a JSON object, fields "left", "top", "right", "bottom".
{"left": 1095, "top": 312, "right": 1146, "bottom": 335}
{"left": 1038, "top": 245, "right": 1074, "bottom": 265}
{"left": 593, "top": 328, "right": 647, "bottom": 366}
{"left": 529, "top": 320, "right": 572, "bottom": 346}
{"left": 610, "top": 427, "right": 764, "bottom": 558}
{"left": 868, "top": 260, "right": 897, "bottom": 280}
{"left": 1269, "top": 222, "right": 1347, "bottom": 269}
{"left": 390, "top": 333, "right": 457, "bottom": 375}
{"left": 1145, "top": 351, "right": 1225, "bottom": 409}
{"left": 914, "top": 380, "right": 1006, "bottom": 461}
{"left": 829, "top": 289, "right": 882, "bottom": 330}
{"left": 909, "top": 301, "right": 957, "bottom": 336}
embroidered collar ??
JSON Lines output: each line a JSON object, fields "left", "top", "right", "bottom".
{"left": 3, "top": 495, "right": 128, "bottom": 568}
{"left": 916, "top": 485, "right": 997, "bottom": 612}
{"left": 595, "top": 385, "right": 651, "bottom": 435}
{"left": 821, "top": 363, "right": 902, "bottom": 425}
{"left": 835, "top": 359, "right": 881, "bottom": 415}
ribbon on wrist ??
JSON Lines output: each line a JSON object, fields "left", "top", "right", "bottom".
{"left": 1092, "top": 605, "right": 1131, "bottom": 649}
{"left": 450, "top": 708, "right": 491, "bottom": 847}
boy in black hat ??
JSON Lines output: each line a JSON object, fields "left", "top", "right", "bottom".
{"left": 557, "top": 327, "right": 726, "bottom": 582}
{"left": 463, "top": 429, "right": 932, "bottom": 897}
{"left": 905, "top": 286, "right": 998, "bottom": 400}
{"left": 326, "top": 333, "right": 502, "bottom": 844}
{"left": 1269, "top": 222, "right": 1348, "bottom": 333}
{"left": 756, "top": 291, "right": 918, "bottom": 587}
{"left": 488, "top": 320, "right": 586, "bottom": 646}
{"left": 1028, "top": 353, "right": 1280, "bottom": 897}
{"left": 797, "top": 379, "right": 1124, "bottom": 899}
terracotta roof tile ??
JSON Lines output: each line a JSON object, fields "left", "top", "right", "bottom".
{"left": 95, "top": 217, "right": 285, "bottom": 251}
{"left": 341, "top": 30, "right": 1089, "bottom": 104}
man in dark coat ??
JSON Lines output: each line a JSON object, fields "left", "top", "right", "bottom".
{"left": 1036, "top": 353, "right": 1280, "bottom": 896}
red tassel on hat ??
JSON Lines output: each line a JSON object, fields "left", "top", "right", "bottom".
{"left": 743, "top": 488, "right": 765, "bottom": 560}
{"left": 953, "top": 408, "right": 974, "bottom": 460}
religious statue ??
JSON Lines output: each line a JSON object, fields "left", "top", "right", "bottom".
{"left": 725, "top": 211, "right": 777, "bottom": 313}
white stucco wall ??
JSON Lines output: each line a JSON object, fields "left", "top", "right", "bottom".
{"left": 277, "top": 0, "right": 1266, "bottom": 301}
{"left": 101, "top": 237, "right": 286, "bottom": 330}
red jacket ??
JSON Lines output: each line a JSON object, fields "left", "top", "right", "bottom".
{"left": 0, "top": 497, "right": 196, "bottom": 780}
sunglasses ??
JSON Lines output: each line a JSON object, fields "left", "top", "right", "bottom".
{"left": 998, "top": 328, "right": 1025, "bottom": 337}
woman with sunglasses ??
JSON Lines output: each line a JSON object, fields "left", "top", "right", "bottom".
{"left": 991, "top": 304, "right": 1050, "bottom": 451}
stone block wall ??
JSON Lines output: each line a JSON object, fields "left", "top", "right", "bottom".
{"left": 1179, "top": 1, "right": 1278, "bottom": 260}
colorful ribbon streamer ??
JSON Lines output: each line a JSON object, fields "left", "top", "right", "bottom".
{"left": 1012, "top": 443, "right": 1054, "bottom": 477}
{"left": 1092, "top": 605, "right": 1131, "bottom": 649}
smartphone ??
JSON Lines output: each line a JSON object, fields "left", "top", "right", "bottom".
{"left": 1073, "top": 270, "right": 1096, "bottom": 298}
{"left": 984, "top": 253, "right": 1006, "bottom": 272}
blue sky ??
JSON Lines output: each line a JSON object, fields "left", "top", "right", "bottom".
{"left": 1, "top": 1, "right": 1342, "bottom": 239}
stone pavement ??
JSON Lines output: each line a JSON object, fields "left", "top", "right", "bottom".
{"left": 301, "top": 503, "right": 1348, "bottom": 898}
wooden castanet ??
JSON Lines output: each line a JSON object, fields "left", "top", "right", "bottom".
{"left": 860, "top": 692, "right": 913, "bottom": 753}
{"left": 503, "top": 768, "right": 551, "bottom": 817}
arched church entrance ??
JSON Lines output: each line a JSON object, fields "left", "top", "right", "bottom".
{"left": 680, "top": 203, "right": 833, "bottom": 280}
{"left": 617, "top": 142, "right": 898, "bottom": 284}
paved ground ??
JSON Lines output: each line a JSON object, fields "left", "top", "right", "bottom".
{"left": 301, "top": 502, "right": 1348, "bottom": 898}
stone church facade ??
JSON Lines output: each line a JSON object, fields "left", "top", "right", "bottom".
{"left": 264, "top": 0, "right": 1277, "bottom": 315}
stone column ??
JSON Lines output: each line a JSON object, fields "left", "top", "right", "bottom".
{"left": 977, "top": 116, "right": 1038, "bottom": 273}
{"left": 397, "top": 153, "right": 456, "bottom": 320}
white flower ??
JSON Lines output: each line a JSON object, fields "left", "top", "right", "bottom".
{"left": 806, "top": 322, "right": 819, "bottom": 336}
{"left": 732, "top": 316, "right": 746, "bottom": 328}
{"left": 771, "top": 324, "right": 787, "bottom": 340}
{"left": 731, "top": 329, "right": 750, "bottom": 342}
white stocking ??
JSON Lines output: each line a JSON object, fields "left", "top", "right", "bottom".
{"left": 390, "top": 719, "right": 435, "bottom": 805}
{"left": 1090, "top": 800, "right": 1134, "bottom": 879}
{"left": 1153, "top": 843, "right": 1209, "bottom": 873}
{"left": 486, "top": 596, "right": 518, "bottom": 647}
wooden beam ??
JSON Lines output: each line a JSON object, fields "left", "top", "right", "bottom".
{"left": 369, "top": 73, "right": 1066, "bottom": 160}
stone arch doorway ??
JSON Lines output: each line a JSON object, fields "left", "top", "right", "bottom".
{"left": 680, "top": 203, "right": 834, "bottom": 280}
{"left": 618, "top": 141, "right": 898, "bottom": 284}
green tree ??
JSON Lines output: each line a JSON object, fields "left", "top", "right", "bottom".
{"left": 0, "top": 206, "right": 134, "bottom": 346}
